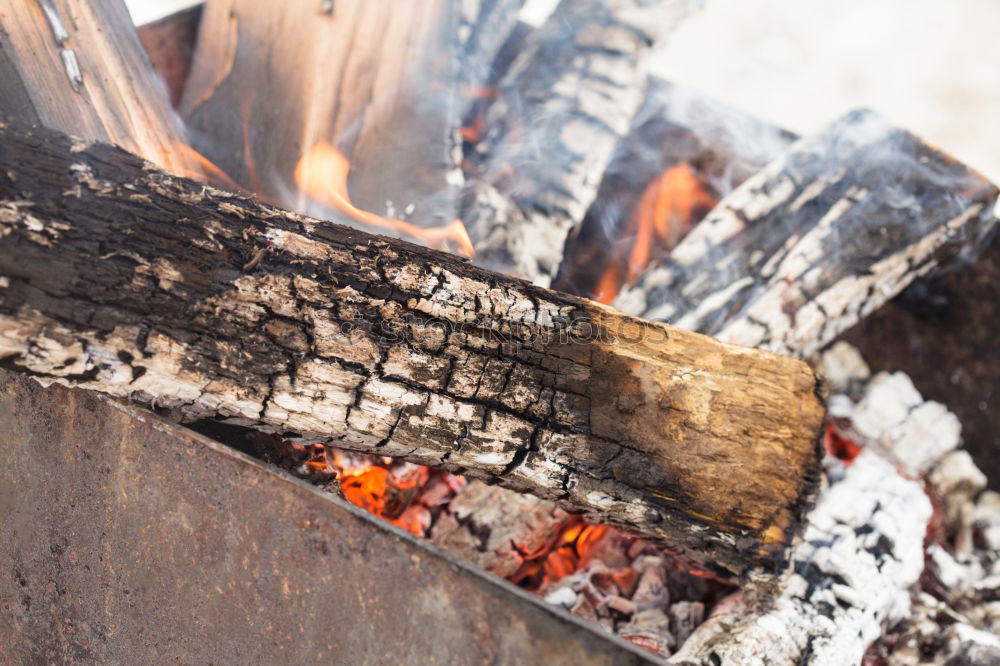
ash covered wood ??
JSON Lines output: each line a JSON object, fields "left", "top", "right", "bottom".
{"left": 615, "top": 109, "right": 999, "bottom": 359}
{"left": 0, "top": 121, "right": 826, "bottom": 582}
{"left": 462, "top": 0, "right": 692, "bottom": 285}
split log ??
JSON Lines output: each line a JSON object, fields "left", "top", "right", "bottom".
{"left": 554, "top": 79, "right": 797, "bottom": 301}
{"left": 0, "top": 121, "right": 825, "bottom": 582}
{"left": 181, "top": 0, "right": 470, "bottom": 228}
{"left": 614, "top": 109, "right": 999, "bottom": 359}
{"left": 462, "top": 0, "right": 692, "bottom": 285}
{"left": 0, "top": 0, "right": 194, "bottom": 174}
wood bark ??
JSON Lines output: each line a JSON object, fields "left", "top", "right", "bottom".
{"left": 461, "top": 0, "right": 692, "bottom": 285}
{"left": 180, "top": 0, "right": 464, "bottom": 227}
{"left": 0, "top": 0, "right": 194, "bottom": 174}
{"left": 0, "top": 121, "right": 825, "bottom": 582}
{"left": 554, "top": 79, "right": 797, "bottom": 300}
{"left": 614, "top": 109, "right": 999, "bottom": 359}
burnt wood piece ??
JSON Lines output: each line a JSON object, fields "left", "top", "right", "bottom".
{"left": 841, "top": 234, "right": 1000, "bottom": 489}
{"left": 137, "top": 4, "right": 204, "bottom": 108}
{"left": 181, "top": 0, "right": 462, "bottom": 227}
{"left": 0, "top": 122, "right": 825, "bottom": 583}
{"left": 554, "top": 79, "right": 798, "bottom": 301}
{"left": 462, "top": 0, "right": 692, "bottom": 285}
{"left": 0, "top": 0, "right": 193, "bottom": 173}
{"left": 614, "top": 109, "right": 999, "bottom": 359}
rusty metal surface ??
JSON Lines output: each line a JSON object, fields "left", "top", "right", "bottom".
{"left": 0, "top": 369, "right": 659, "bottom": 665}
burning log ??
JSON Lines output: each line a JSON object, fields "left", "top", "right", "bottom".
{"left": 181, "top": 0, "right": 468, "bottom": 232}
{"left": 0, "top": 121, "right": 826, "bottom": 583}
{"left": 554, "top": 79, "right": 797, "bottom": 302}
{"left": 614, "top": 109, "right": 999, "bottom": 359}
{"left": 462, "top": 0, "right": 692, "bottom": 285}
{"left": 0, "top": 0, "right": 195, "bottom": 174}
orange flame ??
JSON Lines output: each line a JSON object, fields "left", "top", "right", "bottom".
{"left": 592, "top": 164, "right": 717, "bottom": 303}
{"left": 294, "top": 141, "right": 475, "bottom": 258}
{"left": 149, "top": 142, "right": 247, "bottom": 193}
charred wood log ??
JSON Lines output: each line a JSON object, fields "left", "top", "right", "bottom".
{"left": 614, "top": 109, "right": 999, "bottom": 359}
{"left": 462, "top": 0, "right": 692, "bottom": 285}
{"left": 0, "top": 0, "right": 193, "bottom": 173}
{"left": 0, "top": 121, "right": 825, "bottom": 583}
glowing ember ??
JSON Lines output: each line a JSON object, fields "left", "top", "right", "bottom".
{"left": 329, "top": 452, "right": 460, "bottom": 537}
{"left": 823, "top": 422, "right": 862, "bottom": 464}
{"left": 294, "top": 141, "right": 475, "bottom": 257}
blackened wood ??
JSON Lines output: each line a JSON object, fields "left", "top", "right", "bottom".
{"left": 0, "top": 121, "right": 825, "bottom": 583}
{"left": 462, "top": 0, "right": 692, "bottom": 285}
{"left": 840, "top": 234, "right": 1000, "bottom": 490}
{"left": 554, "top": 79, "right": 797, "bottom": 301}
{"left": 0, "top": 0, "right": 192, "bottom": 172}
{"left": 615, "top": 109, "right": 999, "bottom": 359}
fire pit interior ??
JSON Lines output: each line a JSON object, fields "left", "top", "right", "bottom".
{"left": 1, "top": 1, "right": 998, "bottom": 664}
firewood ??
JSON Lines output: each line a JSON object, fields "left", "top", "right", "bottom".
{"left": 180, "top": 0, "right": 468, "bottom": 226}
{"left": 554, "top": 78, "right": 797, "bottom": 301}
{"left": 461, "top": 0, "right": 692, "bottom": 285}
{"left": 615, "top": 109, "right": 999, "bottom": 359}
{"left": 0, "top": 121, "right": 825, "bottom": 583}
{"left": 0, "top": 0, "right": 193, "bottom": 173}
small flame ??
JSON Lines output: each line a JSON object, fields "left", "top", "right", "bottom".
{"left": 294, "top": 141, "right": 475, "bottom": 258}
{"left": 149, "top": 142, "right": 247, "bottom": 193}
{"left": 593, "top": 164, "right": 717, "bottom": 303}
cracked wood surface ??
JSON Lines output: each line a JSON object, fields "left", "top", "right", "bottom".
{"left": 0, "top": 121, "right": 825, "bottom": 582}
{"left": 462, "top": 0, "right": 691, "bottom": 285}
{"left": 614, "top": 109, "right": 1000, "bottom": 359}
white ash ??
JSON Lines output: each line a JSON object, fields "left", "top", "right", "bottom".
{"left": 847, "top": 371, "right": 961, "bottom": 477}
{"left": 668, "top": 449, "right": 931, "bottom": 666}
{"left": 815, "top": 340, "right": 871, "bottom": 395}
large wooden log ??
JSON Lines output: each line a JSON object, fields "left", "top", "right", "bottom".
{"left": 0, "top": 121, "right": 825, "bottom": 583}
{"left": 614, "top": 109, "right": 999, "bottom": 359}
{"left": 0, "top": 0, "right": 194, "bottom": 174}
{"left": 462, "top": 0, "right": 692, "bottom": 285}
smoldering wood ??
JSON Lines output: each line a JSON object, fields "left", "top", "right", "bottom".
{"left": 668, "top": 450, "right": 932, "bottom": 666}
{"left": 614, "top": 109, "right": 999, "bottom": 359}
{"left": 553, "top": 79, "right": 797, "bottom": 300}
{"left": 0, "top": 0, "right": 193, "bottom": 173}
{"left": 181, "top": 0, "right": 462, "bottom": 227}
{"left": 840, "top": 233, "right": 1000, "bottom": 491}
{"left": 462, "top": 0, "right": 692, "bottom": 285}
{"left": 0, "top": 121, "right": 826, "bottom": 582}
